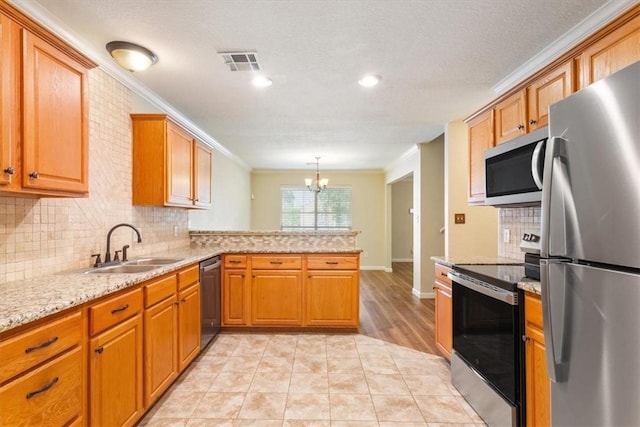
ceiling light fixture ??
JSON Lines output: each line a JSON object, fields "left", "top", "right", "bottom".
{"left": 305, "top": 157, "right": 329, "bottom": 193}
{"left": 358, "top": 74, "right": 381, "bottom": 87}
{"left": 252, "top": 76, "right": 273, "bottom": 88}
{"left": 106, "top": 41, "right": 158, "bottom": 72}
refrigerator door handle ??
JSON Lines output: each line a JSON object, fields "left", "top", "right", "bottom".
{"left": 531, "top": 139, "right": 545, "bottom": 190}
{"left": 540, "top": 136, "right": 567, "bottom": 258}
{"left": 541, "top": 259, "right": 569, "bottom": 383}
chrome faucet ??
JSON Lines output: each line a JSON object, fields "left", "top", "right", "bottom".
{"left": 104, "top": 223, "right": 142, "bottom": 264}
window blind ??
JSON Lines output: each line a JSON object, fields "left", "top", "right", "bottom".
{"left": 280, "top": 186, "right": 352, "bottom": 231}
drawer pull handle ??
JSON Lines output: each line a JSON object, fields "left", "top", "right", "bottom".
{"left": 26, "top": 377, "right": 59, "bottom": 399}
{"left": 25, "top": 336, "right": 59, "bottom": 353}
{"left": 325, "top": 261, "right": 339, "bottom": 265}
{"left": 440, "top": 272, "right": 448, "bottom": 277}
{"left": 229, "top": 260, "right": 242, "bottom": 264}
{"left": 270, "top": 261, "right": 283, "bottom": 265}
{"left": 111, "top": 304, "right": 129, "bottom": 314}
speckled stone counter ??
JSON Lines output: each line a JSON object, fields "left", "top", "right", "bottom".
{"left": 0, "top": 244, "right": 361, "bottom": 334}
{"left": 190, "top": 230, "right": 360, "bottom": 251}
{"left": 518, "top": 280, "right": 542, "bottom": 295}
{"left": 430, "top": 255, "right": 522, "bottom": 268}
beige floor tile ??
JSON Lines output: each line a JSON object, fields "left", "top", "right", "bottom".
{"left": 257, "top": 356, "right": 294, "bottom": 373}
{"left": 426, "top": 424, "right": 480, "bottom": 427}
{"left": 366, "top": 373, "right": 411, "bottom": 395}
{"left": 190, "top": 392, "right": 246, "bottom": 419}
{"left": 325, "top": 335, "right": 357, "bottom": 345}
{"left": 354, "top": 335, "right": 386, "bottom": 346}
{"left": 138, "top": 418, "right": 188, "bottom": 426}
{"left": 283, "top": 420, "right": 331, "bottom": 427}
{"left": 403, "top": 374, "right": 454, "bottom": 396}
{"left": 232, "top": 343, "right": 267, "bottom": 357}
{"left": 372, "top": 394, "right": 425, "bottom": 422}
{"left": 394, "top": 357, "right": 435, "bottom": 376}
{"left": 329, "top": 394, "right": 378, "bottom": 421}
{"left": 327, "top": 357, "right": 364, "bottom": 374}
{"left": 330, "top": 422, "right": 379, "bottom": 427}
{"left": 190, "top": 356, "right": 228, "bottom": 373}
{"left": 379, "top": 422, "right": 428, "bottom": 427}
{"left": 357, "top": 343, "right": 391, "bottom": 357}
{"left": 209, "top": 371, "right": 255, "bottom": 392}
{"left": 173, "top": 372, "right": 217, "bottom": 392}
{"left": 221, "top": 356, "right": 261, "bottom": 373}
{"left": 249, "top": 371, "right": 292, "bottom": 392}
{"left": 387, "top": 344, "right": 432, "bottom": 361}
{"left": 425, "top": 359, "right": 452, "bottom": 380}
{"left": 238, "top": 392, "right": 288, "bottom": 420}
{"left": 360, "top": 356, "right": 400, "bottom": 375}
{"left": 284, "top": 393, "right": 331, "bottom": 420}
{"left": 293, "top": 355, "right": 328, "bottom": 373}
{"left": 328, "top": 373, "right": 370, "bottom": 394}
{"left": 414, "top": 395, "right": 474, "bottom": 423}
{"left": 187, "top": 420, "right": 282, "bottom": 426}
{"left": 152, "top": 390, "right": 205, "bottom": 418}
{"left": 263, "top": 343, "right": 297, "bottom": 358}
{"left": 289, "top": 373, "right": 329, "bottom": 393}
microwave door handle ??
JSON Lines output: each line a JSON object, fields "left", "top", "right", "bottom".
{"left": 531, "top": 140, "right": 545, "bottom": 190}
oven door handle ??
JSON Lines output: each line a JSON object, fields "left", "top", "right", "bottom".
{"left": 448, "top": 272, "right": 517, "bottom": 305}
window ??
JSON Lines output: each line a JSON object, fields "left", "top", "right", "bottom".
{"left": 281, "top": 186, "right": 352, "bottom": 231}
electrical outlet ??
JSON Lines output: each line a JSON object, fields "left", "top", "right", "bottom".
{"left": 173, "top": 225, "right": 178, "bottom": 237}
{"left": 454, "top": 213, "right": 465, "bottom": 224}
{"left": 503, "top": 229, "right": 511, "bottom": 243}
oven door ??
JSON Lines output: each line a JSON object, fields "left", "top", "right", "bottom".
{"left": 452, "top": 276, "right": 520, "bottom": 405}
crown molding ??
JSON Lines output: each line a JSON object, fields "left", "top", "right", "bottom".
{"left": 9, "top": 0, "right": 251, "bottom": 171}
{"left": 492, "top": 0, "right": 639, "bottom": 95}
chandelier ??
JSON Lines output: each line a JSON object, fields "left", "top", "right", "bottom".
{"left": 305, "top": 157, "right": 329, "bottom": 193}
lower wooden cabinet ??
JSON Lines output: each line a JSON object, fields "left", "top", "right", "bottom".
{"left": 251, "top": 270, "right": 303, "bottom": 326}
{"left": 434, "top": 263, "right": 452, "bottom": 360}
{"left": 524, "top": 292, "right": 550, "bottom": 427}
{"left": 178, "top": 283, "right": 201, "bottom": 370}
{"left": 305, "top": 270, "right": 359, "bottom": 327}
{"left": 223, "top": 268, "right": 250, "bottom": 325}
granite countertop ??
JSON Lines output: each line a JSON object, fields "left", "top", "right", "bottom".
{"left": 430, "top": 255, "right": 523, "bottom": 268}
{"left": 518, "top": 280, "right": 542, "bottom": 295}
{"left": 0, "top": 245, "right": 361, "bottom": 334}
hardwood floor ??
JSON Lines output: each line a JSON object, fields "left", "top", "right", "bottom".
{"left": 359, "top": 262, "right": 439, "bottom": 355}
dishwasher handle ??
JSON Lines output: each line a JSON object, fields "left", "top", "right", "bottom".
{"left": 201, "top": 260, "right": 221, "bottom": 272}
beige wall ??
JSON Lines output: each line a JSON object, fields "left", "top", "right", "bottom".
{"left": 250, "top": 170, "right": 386, "bottom": 268}
{"left": 391, "top": 179, "right": 413, "bottom": 260}
{"left": 445, "top": 121, "right": 498, "bottom": 256}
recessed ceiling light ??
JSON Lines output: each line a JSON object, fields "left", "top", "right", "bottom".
{"left": 252, "top": 76, "right": 273, "bottom": 88}
{"left": 358, "top": 74, "right": 381, "bottom": 87}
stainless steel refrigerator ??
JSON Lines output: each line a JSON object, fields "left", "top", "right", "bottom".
{"left": 541, "top": 59, "right": 640, "bottom": 426}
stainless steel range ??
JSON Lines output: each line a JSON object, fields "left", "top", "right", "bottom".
{"left": 448, "top": 264, "right": 525, "bottom": 427}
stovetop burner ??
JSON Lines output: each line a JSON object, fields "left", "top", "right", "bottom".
{"left": 453, "top": 264, "right": 525, "bottom": 291}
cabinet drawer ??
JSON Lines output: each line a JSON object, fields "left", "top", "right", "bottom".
{"left": 89, "top": 288, "right": 143, "bottom": 336}
{"left": 434, "top": 264, "right": 452, "bottom": 287}
{"left": 525, "top": 293, "right": 543, "bottom": 329}
{"left": 144, "top": 275, "right": 177, "bottom": 308}
{"left": 252, "top": 255, "right": 302, "bottom": 269}
{"left": 0, "top": 346, "right": 83, "bottom": 427}
{"left": 224, "top": 255, "right": 247, "bottom": 269}
{"left": 178, "top": 265, "right": 199, "bottom": 291}
{"left": 306, "top": 255, "right": 358, "bottom": 270}
{"left": 0, "top": 310, "right": 82, "bottom": 383}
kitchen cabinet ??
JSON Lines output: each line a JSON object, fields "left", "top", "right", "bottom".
{"left": 467, "top": 110, "right": 494, "bottom": 204}
{"left": 89, "top": 288, "right": 144, "bottom": 427}
{"left": 305, "top": 255, "right": 359, "bottom": 327}
{"left": 222, "top": 255, "right": 250, "bottom": 326}
{"left": 177, "top": 269, "right": 201, "bottom": 370}
{"left": 0, "top": 309, "right": 84, "bottom": 427}
{"left": 251, "top": 255, "right": 303, "bottom": 326}
{"left": 494, "top": 90, "right": 526, "bottom": 145}
{"left": 523, "top": 292, "right": 550, "bottom": 427}
{"left": 131, "top": 114, "right": 212, "bottom": 209}
{"left": 433, "top": 263, "right": 452, "bottom": 360}
{"left": 0, "top": 5, "right": 95, "bottom": 197}
{"left": 527, "top": 61, "right": 574, "bottom": 130}
{"left": 579, "top": 14, "right": 640, "bottom": 88}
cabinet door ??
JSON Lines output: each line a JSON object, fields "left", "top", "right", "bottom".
{"left": 434, "top": 282, "right": 452, "bottom": 360}
{"left": 194, "top": 141, "right": 212, "bottom": 208}
{"left": 580, "top": 16, "right": 640, "bottom": 88}
{"left": 524, "top": 293, "right": 550, "bottom": 427}
{"left": 144, "top": 297, "right": 178, "bottom": 407}
{"left": 222, "top": 269, "right": 250, "bottom": 326}
{"left": 178, "top": 284, "right": 201, "bottom": 371}
{"left": 527, "top": 61, "right": 574, "bottom": 130}
{"left": 166, "top": 122, "right": 194, "bottom": 206}
{"left": 305, "top": 270, "right": 359, "bottom": 327}
{"left": 494, "top": 90, "right": 526, "bottom": 144}
{"left": 251, "top": 271, "right": 303, "bottom": 326}
{"left": 90, "top": 315, "right": 143, "bottom": 427}
{"left": 22, "top": 30, "right": 88, "bottom": 193}
{"left": 0, "top": 13, "right": 18, "bottom": 187}
{"left": 467, "top": 110, "right": 493, "bottom": 204}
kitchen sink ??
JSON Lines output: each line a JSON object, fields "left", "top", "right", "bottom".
{"left": 86, "top": 264, "right": 160, "bottom": 274}
{"left": 124, "top": 257, "right": 184, "bottom": 265}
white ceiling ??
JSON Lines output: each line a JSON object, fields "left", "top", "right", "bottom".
{"left": 12, "top": 0, "right": 632, "bottom": 170}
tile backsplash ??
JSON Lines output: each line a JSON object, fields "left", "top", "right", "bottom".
{"left": 0, "top": 69, "right": 190, "bottom": 283}
{"left": 498, "top": 207, "right": 541, "bottom": 261}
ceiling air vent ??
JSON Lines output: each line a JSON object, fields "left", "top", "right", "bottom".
{"left": 218, "top": 51, "right": 260, "bottom": 71}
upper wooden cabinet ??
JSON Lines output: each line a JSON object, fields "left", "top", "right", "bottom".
{"left": 131, "top": 114, "right": 213, "bottom": 209}
{"left": 527, "top": 61, "right": 574, "bottom": 130}
{"left": 467, "top": 110, "right": 493, "bottom": 204}
{"left": 494, "top": 90, "right": 526, "bottom": 145}
{"left": 579, "top": 14, "right": 640, "bottom": 88}
{"left": 0, "top": 5, "right": 95, "bottom": 197}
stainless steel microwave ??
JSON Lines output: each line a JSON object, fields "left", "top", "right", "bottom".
{"left": 484, "top": 126, "right": 547, "bottom": 207}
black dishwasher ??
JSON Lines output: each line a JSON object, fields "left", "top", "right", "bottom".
{"left": 200, "top": 256, "right": 221, "bottom": 349}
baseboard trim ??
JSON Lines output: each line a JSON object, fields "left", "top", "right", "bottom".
{"left": 392, "top": 258, "right": 413, "bottom": 262}
{"left": 412, "top": 288, "right": 435, "bottom": 299}
{"left": 360, "top": 266, "right": 387, "bottom": 271}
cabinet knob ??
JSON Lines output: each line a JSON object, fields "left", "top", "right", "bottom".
{"left": 529, "top": 119, "right": 537, "bottom": 125}
{"left": 29, "top": 171, "right": 39, "bottom": 179}
{"left": 517, "top": 124, "right": 525, "bottom": 130}
{"left": 95, "top": 346, "right": 104, "bottom": 354}
{"left": 521, "top": 334, "right": 530, "bottom": 343}
{"left": 3, "top": 166, "right": 15, "bottom": 175}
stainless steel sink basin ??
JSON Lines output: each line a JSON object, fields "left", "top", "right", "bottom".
{"left": 86, "top": 264, "right": 160, "bottom": 274}
{"left": 124, "top": 257, "right": 184, "bottom": 266}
